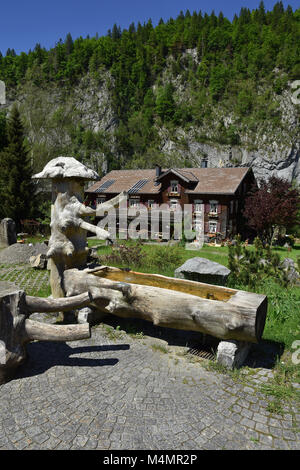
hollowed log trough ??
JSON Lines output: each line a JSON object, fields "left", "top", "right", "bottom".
{"left": 0, "top": 283, "right": 93, "bottom": 384}
{"left": 64, "top": 266, "right": 268, "bottom": 344}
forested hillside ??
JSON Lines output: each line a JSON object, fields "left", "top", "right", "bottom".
{"left": 0, "top": 2, "right": 299, "bottom": 181}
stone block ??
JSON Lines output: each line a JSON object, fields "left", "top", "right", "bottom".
{"left": 216, "top": 340, "right": 251, "bottom": 369}
{"left": 0, "top": 218, "right": 17, "bottom": 247}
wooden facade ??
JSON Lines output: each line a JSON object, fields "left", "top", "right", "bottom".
{"left": 85, "top": 166, "right": 256, "bottom": 240}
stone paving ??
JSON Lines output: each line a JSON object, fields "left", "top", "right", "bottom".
{"left": 0, "top": 263, "right": 299, "bottom": 450}
{"left": 0, "top": 324, "right": 299, "bottom": 451}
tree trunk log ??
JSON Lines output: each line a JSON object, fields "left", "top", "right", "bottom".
{"left": 64, "top": 266, "right": 268, "bottom": 343}
{"left": 25, "top": 291, "right": 92, "bottom": 312}
{"left": 24, "top": 319, "right": 90, "bottom": 342}
{"left": 0, "top": 284, "right": 93, "bottom": 384}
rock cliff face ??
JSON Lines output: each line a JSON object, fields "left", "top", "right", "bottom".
{"left": 160, "top": 135, "right": 299, "bottom": 183}
{"left": 2, "top": 66, "right": 300, "bottom": 183}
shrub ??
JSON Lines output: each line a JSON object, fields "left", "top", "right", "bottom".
{"left": 228, "top": 235, "right": 289, "bottom": 289}
{"left": 101, "top": 240, "right": 144, "bottom": 268}
{"left": 146, "top": 245, "right": 184, "bottom": 271}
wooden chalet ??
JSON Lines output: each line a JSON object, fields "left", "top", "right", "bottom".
{"left": 85, "top": 166, "right": 256, "bottom": 240}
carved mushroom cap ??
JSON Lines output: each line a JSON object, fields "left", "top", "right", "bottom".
{"left": 32, "top": 157, "right": 99, "bottom": 180}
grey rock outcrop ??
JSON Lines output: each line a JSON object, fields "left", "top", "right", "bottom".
{"left": 174, "top": 257, "right": 231, "bottom": 286}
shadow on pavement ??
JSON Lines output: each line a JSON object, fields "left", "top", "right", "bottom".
{"left": 13, "top": 341, "right": 130, "bottom": 381}
{"left": 103, "top": 315, "right": 284, "bottom": 370}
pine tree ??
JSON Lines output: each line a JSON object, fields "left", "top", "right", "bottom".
{"left": 0, "top": 105, "right": 35, "bottom": 226}
{"left": 65, "top": 33, "right": 74, "bottom": 55}
{"left": 0, "top": 112, "right": 7, "bottom": 151}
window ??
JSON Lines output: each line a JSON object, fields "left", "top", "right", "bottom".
{"left": 194, "top": 199, "right": 203, "bottom": 213}
{"left": 209, "top": 221, "right": 217, "bottom": 233}
{"left": 170, "top": 199, "right": 179, "bottom": 210}
{"left": 170, "top": 180, "right": 179, "bottom": 193}
{"left": 96, "top": 196, "right": 106, "bottom": 205}
{"left": 209, "top": 200, "right": 218, "bottom": 214}
{"left": 129, "top": 197, "right": 140, "bottom": 208}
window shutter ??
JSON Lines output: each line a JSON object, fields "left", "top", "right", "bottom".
{"left": 204, "top": 221, "right": 209, "bottom": 233}
{"left": 217, "top": 222, "right": 221, "bottom": 232}
{"left": 178, "top": 183, "right": 181, "bottom": 192}
{"left": 217, "top": 203, "right": 221, "bottom": 214}
{"left": 205, "top": 203, "right": 210, "bottom": 213}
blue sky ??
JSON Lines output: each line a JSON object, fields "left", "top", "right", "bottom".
{"left": 0, "top": 0, "right": 299, "bottom": 55}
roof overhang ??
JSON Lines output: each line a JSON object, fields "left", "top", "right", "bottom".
{"left": 155, "top": 168, "right": 193, "bottom": 183}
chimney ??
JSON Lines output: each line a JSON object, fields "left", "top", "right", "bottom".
{"left": 155, "top": 164, "right": 162, "bottom": 178}
{"left": 102, "top": 159, "right": 108, "bottom": 175}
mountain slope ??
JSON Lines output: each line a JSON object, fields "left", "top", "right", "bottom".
{"left": 0, "top": 3, "right": 299, "bottom": 182}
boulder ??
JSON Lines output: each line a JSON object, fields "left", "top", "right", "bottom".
{"left": 174, "top": 257, "right": 231, "bottom": 286}
{"left": 29, "top": 253, "right": 48, "bottom": 269}
{"left": 0, "top": 218, "right": 17, "bottom": 248}
{"left": 0, "top": 242, "right": 48, "bottom": 265}
{"left": 281, "top": 258, "right": 300, "bottom": 284}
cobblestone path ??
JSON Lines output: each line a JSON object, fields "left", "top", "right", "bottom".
{"left": 0, "top": 264, "right": 299, "bottom": 450}
{"left": 0, "top": 326, "right": 299, "bottom": 450}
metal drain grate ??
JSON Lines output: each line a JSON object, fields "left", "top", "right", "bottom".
{"left": 187, "top": 345, "right": 215, "bottom": 360}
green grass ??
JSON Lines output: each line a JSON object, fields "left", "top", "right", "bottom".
{"left": 0, "top": 265, "right": 50, "bottom": 297}
{"left": 259, "top": 359, "right": 300, "bottom": 413}
{"left": 17, "top": 235, "right": 49, "bottom": 244}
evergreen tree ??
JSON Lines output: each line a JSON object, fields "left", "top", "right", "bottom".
{"left": 65, "top": 33, "right": 74, "bottom": 55}
{"left": 0, "top": 112, "right": 7, "bottom": 151}
{"left": 0, "top": 105, "right": 35, "bottom": 226}
{"left": 155, "top": 83, "right": 176, "bottom": 121}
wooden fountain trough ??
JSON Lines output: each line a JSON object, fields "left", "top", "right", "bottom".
{"left": 64, "top": 266, "right": 268, "bottom": 344}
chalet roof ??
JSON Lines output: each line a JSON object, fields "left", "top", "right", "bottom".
{"left": 155, "top": 168, "right": 199, "bottom": 183}
{"left": 86, "top": 167, "right": 250, "bottom": 196}
{"left": 184, "top": 168, "right": 250, "bottom": 195}
{"left": 86, "top": 169, "right": 161, "bottom": 194}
